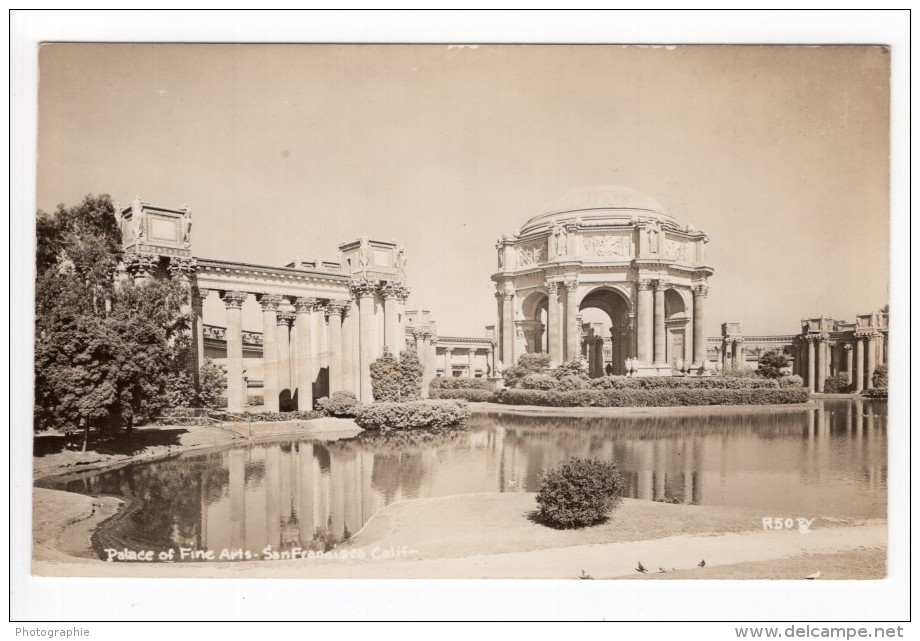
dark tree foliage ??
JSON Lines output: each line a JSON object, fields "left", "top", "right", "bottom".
{"left": 34, "top": 194, "right": 194, "bottom": 443}
{"left": 535, "top": 457, "right": 624, "bottom": 529}
{"left": 398, "top": 348, "right": 424, "bottom": 401}
{"left": 757, "top": 349, "right": 789, "bottom": 379}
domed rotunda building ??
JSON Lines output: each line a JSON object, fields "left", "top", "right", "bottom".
{"left": 492, "top": 185, "right": 714, "bottom": 377}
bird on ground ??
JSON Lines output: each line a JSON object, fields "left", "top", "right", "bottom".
{"left": 805, "top": 571, "right": 822, "bottom": 580}
{"left": 636, "top": 562, "right": 648, "bottom": 573}
{"left": 658, "top": 567, "right": 668, "bottom": 573}
{"left": 579, "top": 570, "right": 594, "bottom": 580}
{"left": 698, "top": 559, "right": 706, "bottom": 568}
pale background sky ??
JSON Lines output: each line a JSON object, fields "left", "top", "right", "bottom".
{"left": 36, "top": 44, "right": 889, "bottom": 338}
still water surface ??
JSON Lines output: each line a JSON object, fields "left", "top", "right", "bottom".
{"left": 44, "top": 399, "right": 886, "bottom": 560}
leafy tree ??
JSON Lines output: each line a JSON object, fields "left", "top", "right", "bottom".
{"left": 398, "top": 348, "right": 423, "bottom": 401}
{"left": 756, "top": 349, "right": 788, "bottom": 379}
{"left": 196, "top": 359, "right": 227, "bottom": 408}
{"left": 34, "top": 194, "right": 193, "bottom": 447}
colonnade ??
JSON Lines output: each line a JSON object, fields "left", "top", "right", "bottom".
{"left": 796, "top": 331, "right": 888, "bottom": 394}
{"left": 198, "top": 279, "right": 409, "bottom": 412}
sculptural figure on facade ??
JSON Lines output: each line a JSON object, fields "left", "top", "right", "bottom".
{"left": 132, "top": 197, "right": 145, "bottom": 242}
{"left": 181, "top": 206, "right": 192, "bottom": 247}
{"left": 395, "top": 245, "right": 407, "bottom": 282}
{"left": 358, "top": 234, "right": 370, "bottom": 275}
{"left": 552, "top": 221, "right": 568, "bottom": 258}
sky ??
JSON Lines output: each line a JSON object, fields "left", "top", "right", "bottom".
{"left": 36, "top": 44, "right": 890, "bottom": 337}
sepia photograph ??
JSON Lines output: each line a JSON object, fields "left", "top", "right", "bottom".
{"left": 10, "top": 9, "right": 910, "bottom": 627}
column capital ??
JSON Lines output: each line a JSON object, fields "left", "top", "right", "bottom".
{"left": 350, "top": 278, "right": 378, "bottom": 298}
{"left": 327, "top": 299, "right": 351, "bottom": 316}
{"left": 167, "top": 256, "right": 198, "bottom": 278}
{"left": 379, "top": 281, "right": 410, "bottom": 301}
{"left": 123, "top": 252, "right": 160, "bottom": 276}
{"left": 293, "top": 296, "right": 318, "bottom": 312}
{"left": 257, "top": 293, "right": 285, "bottom": 311}
{"left": 563, "top": 278, "right": 578, "bottom": 292}
{"left": 444, "top": 346, "right": 454, "bottom": 354}
{"left": 276, "top": 311, "right": 296, "bottom": 327}
{"left": 545, "top": 280, "right": 560, "bottom": 294}
{"left": 412, "top": 328, "right": 432, "bottom": 341}
{"left": 844, "top": 343, "right": 853, "bottom": 351}
{"left": 637, "top": 278, "right": 654, "bottom": 291}
{"left": 221, "top": 290, "right": 248, "bottom": 309}
{"left": 691, "top": 282, "right": 709, "bottom": 297}
{"left": 654, "top": 279, "right": 670, "bottom": 292}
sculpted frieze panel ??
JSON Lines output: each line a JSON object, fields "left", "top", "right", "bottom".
{"left": 665, "top": 237, "right": 691, "bottom": 263}
{"left": 516, "top": 243, "right": 545, "bottom": 267}
{"left": 582, "top": 233, "right": 631, "bottom": 259}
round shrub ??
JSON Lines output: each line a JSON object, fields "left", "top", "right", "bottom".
{"left": 535, "top": 457, "right": 624, "bottom": 529}
{"left": 823, "top": 374, "right": 851, "bottom": 393}
{"left": 520, "top": 373, "right": 558, "bottom": 390}
{"left": 556, "top": 374, "right": 591, "bottom": 392}
{"left": 317, "top": 390, "right": 360, "bottom": 417}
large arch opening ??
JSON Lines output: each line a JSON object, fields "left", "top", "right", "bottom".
{"left": 579, "top": 287, "right": 633, "bottom": 376}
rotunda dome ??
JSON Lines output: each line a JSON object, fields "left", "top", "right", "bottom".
{"left": 519, "top": 185, "right": 678, "bottom": 234}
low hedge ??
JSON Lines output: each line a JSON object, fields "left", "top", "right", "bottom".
{"left": 428, "top": 388, "right": 499, "bottom": 403}
{"left": 429, "top": 377, "right": 497, "bottom": 391}
{"left": 223, "top": 410, "right": 323, "bottom": 422}
{"left": 498, "top": 387, "right": 809, "bottom": 407}
{"left": 354, "top": 400, "right": 472, "bottom": 431}
{"left": 587, "top": 375, "right": 804, "bottom": 391}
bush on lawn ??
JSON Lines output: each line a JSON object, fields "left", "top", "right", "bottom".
{"left": 535, "top": 457, "right": 624, "bottom": 529}
{"left": 223, "top": 410, "right": 323, "bottom": 422}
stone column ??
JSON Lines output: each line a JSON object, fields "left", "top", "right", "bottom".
{"left": 293, "top": 297, "right": 316, "bottom": 411}
{"left": 327, "top": 300, "right": 348, "bottom": 394}
{"left": 545, "top": 281, "right": 562, "bottom": 366}
{"left": 806, "top": 337, "right": 816, "bottom": 393}
{"left": 593, "top": 336, "right": 604, "bottom": 377}
{"left": 637, "top": 279, "right": 653, "bottom": 364}
{"left": 258, "top": 294, "right": 283, "bottom": 412}
{"left": 443, "top": 347, "right": 453, "bottom": 378}
{"left": 221, "top": 291, "right": 248, "bottom": 412}
{"left": 501, "top": 289, "right": 515, "bottom": 367}
{"left": 816, "top": 336, "right": 827, "bottom": 393}
{"left": 380, "top": 283, "right": 401, "bottom": 355}
{"left": 341, "top": 302, "right": 356, "bottom": 395}
{"left": 653, "top": 280, "right": 667, "bottom": 364}
{"left": 467, "top": 349, "right": 475, "bottom": 378}
{"left": 564, "top": 279, "right": 579, "bottom": 362}
{"left": 351, "top": 280, "right": 377, "bottom": 402}
{"left": 691, "top": 282, "right": 708, "bottom": 368}
{"left": 844, "top": 343, "right": 854, "bottom": 385}
{"left": 192, "top": 287, "right": 210, "bottom": 387}
{"left": 855, "top": 337, "right": 865, "bottom": 392}
{"left": 734, "top": 340, "right": 746, "bottom": 371}
{"left": 534, "top": 323, "right": 545, "bottom": 354}
{"left": 276, "top": 310, "right": 294, "bottom": 407}
{"left": 866, "top": 333, "right": 877, "bottom": 389}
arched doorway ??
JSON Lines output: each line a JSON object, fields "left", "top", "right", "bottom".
{"left": 664, "top": 288, "right": 690, "bottom": 369}
{"left": 579, "top": 287, "right": 633, "bottom": 376}
{"left": 520, "top": 290, "right": 548, "bottom": 354}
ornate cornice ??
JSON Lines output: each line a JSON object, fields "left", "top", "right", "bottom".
{"left": 221, "top": 290, "right": 248, "bottom": 309}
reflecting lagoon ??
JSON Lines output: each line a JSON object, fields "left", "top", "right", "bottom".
{"left": 40, "top": 399, "right": 886, "bottom": 560}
